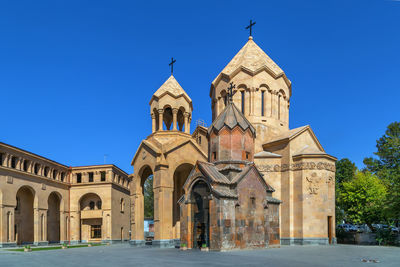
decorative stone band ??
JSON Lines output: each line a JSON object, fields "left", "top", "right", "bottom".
{"left": 256, "top": 161, "right": 336, "bottom": 173}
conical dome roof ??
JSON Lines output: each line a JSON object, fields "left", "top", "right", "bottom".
{"left": 150, "top": 75, "right": 192, "bottom": 104}
{"left": 211, "top": 37, "right": 291, "bottom": 93}
{"left": 208, "top": 101, "right": 256, "bottom": 136}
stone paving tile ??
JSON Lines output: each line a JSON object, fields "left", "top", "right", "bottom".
{"left": 0, "top": 244, "right": 399, "bottom": 267}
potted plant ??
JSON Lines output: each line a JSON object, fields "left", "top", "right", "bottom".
{"left": 61, "top": 243, "right": 68, "bottom": 249}
{"left": 88, "top": 243, "right": 92, "bottom": 247}
{"left": 200, "top": 243, "right": 209, "bottom": 252}
{"left": 24, "top": 245, "right": 32, "bottom": 252}
{"left": 180, "top": 243, "right": 187, "bottom": 251}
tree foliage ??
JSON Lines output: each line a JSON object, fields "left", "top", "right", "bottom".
{"left": 339, "top": 171, "right": 387, "bottom": 227}
{"left": 144, "top": 175, "right": 154, "bottom": 219}
{"left": 335, "top": 158, "right": 357, "bottom": 224}
{"left": 336, "top": 158, "right": 357, "bottom": 188}
{"left": 364, "top": 121, "right": 400, "bottom": 220}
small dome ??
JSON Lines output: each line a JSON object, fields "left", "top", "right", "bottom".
{"left": 208, "top": 101, "right": 256, "bottom": 136}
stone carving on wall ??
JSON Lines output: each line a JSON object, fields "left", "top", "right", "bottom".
{"left": 306, "top": 172, "right": 321, "bottom": 195}
{"left": 256, "top": 161, "right": 335, "bottom": 173}
{"left": 326, "top": 176, "right": 334, "bottom": 184}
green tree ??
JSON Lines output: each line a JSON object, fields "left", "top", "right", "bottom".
{"left": 335, "top": 158, "right": 357, "bottom": 224}
{"left": 340, "top": 171, "right": 387, "bottom": 229}
{"left": 144, "top": 175, "right": 154, "bottom": 218}
{"left": 336, "top": 158, "right": 357, "bottom": 188}
{"left": 364, "top": 122, "right": 400, "bottom": 220}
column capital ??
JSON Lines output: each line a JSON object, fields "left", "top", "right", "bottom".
{"left": 183, "top": 112, "right": 190, "bottom": 118}
{"left": 151, "top": 113, "right": 156, "bottom": 119}
{"left": 172, "top": 108, "right": 179, "bottom": 114}
{"left": 158, "top": 108, "right": 164, "bottom": 113}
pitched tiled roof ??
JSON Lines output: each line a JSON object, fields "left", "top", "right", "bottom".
{"left": 198, "top": 161, "right": 231, "bottom": 184}
{"left": 207, "top": 102, "right": 256, "bottom": 136}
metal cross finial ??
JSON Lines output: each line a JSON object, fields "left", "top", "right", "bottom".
{"left": 245, "top": 19, "right": 256, "bottom": 37}
{"left": 227, "top": 82, "right": 236, "bottom": 103}
{"left": 169, "top": 57, "right": 176, "bottom": 74}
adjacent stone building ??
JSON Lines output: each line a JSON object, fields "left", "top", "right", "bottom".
{"left": 0, "top": 142, "right": 131, "bottom": 247}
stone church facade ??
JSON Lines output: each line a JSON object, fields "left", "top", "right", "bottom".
{"left": 0, "top": 35, "right": 336, "bottom": 249}
{"left": 130, "top": 36, "right": 336, "bottom": 247}
{"left": 0, "top": 142, "right": 131, "bottom": 247}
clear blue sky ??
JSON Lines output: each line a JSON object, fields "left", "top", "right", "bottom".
{"left": 1, "top": 0, "right": 399, "bottom": 173}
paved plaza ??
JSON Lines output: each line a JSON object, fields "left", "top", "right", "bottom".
{"left": 0, "top": 244, "right": 399, "bottom": 267}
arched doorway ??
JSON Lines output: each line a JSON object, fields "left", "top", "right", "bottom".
{"left": 190, "top": 180, "right": 211, "bottom": 249}
{"left": 173, "top": 163, "right": 194, "bottom": 239}
{"left": 140, "top": 165, "right": 154, "bottom": 244}
{"left": 47, "top": 192, "right": 61, "bottom": 243}
{"left": 79, "top": 193, "right": 103, "bottom": 242}
{"left": 15, "top": 186, "right": 35, "bottom": 245}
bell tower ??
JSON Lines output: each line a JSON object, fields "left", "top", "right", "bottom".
{"left": 210, "top": 37, "right": 292, "bottom": 151}
{"left": 149, "top": 75, "right": 193, "bottom": 134}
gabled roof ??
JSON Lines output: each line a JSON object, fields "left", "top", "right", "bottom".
{"left": 131, "top": 139, "right": 161, "bottom": 166}
{"left": 293, "top": 145, "right": 326, "bottom": 157}
{"left": 197, "top": 161, "right": 231, "bottom": 184}
{"left": 207, "top": 102, "right": 256, "bottom": 136}
{"left": 211, "top": 37, "right": 291, "bottom": 95}
{"left": 231, "top": 164, "right": 275, "bottom": 192}
{"left": 150, "top": 75, "right": 192, "bottom": 105}
{"left": 262, "top": 125, "right": 324, "bottom": 151}
{"left": 254, "top": 151, "right": 282, "bottom": 158}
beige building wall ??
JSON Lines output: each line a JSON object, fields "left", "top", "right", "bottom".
{"left": 0, "top": 143, "right": 130, "bottom": 247}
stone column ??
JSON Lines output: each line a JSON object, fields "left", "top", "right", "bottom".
{"left": 60, "top": 212, "right": 66, "bottom": 242}
{"left": 158, "top": 109, "right": 164, "bottom": 131}
{"left": 151, "top": 113, "right": 156, "bottom": 133}
{"left": 250, "top": 88, "right": 255, "bottom": 116}
{"left": 153, "top": 161, "right": 174, "bottom": 247}
{"left": 34, "top": 208, "right": 48, "bottom": 245}
{"left": 69, "top": 211, "right": 81, "bottom": 244}
{"left": 82, "top": 172, "right": 88, "bottom": 183}
{"left": 172, "top": 108, "right": 178, "bottom": 131}
{"left": 184, "top": 113, "right": 190, "bottom": 134}
{"left": 272, "top": 91, "right": 278, "bottom": 119}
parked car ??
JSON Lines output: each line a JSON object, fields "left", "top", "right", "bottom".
{"left": 390, "top": 226, "right": 399, "bottom": 234}
{"left": 338, "top": 224, "right": 358, "bottom": 232}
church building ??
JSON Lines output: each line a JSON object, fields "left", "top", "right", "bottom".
{"left": 130, "top": 35, "right": 336, "bottom": 248}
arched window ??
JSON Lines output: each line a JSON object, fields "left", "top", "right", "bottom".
{"left": 241, "top": 91, "right": 245, "bottom": 114}
{"left": 120, "top": 198, "right": 125, "bottom": 213}
{"left": 60, "top": 172, "right": 65, "bottom": 182}
{"left": 44, "top": 167, "right": 49, "bottom": 177}
{"left": 11, "top": 156, "right": 17, "bottom": 169}
{"left": 76, "top": 173, "right": 82, "bottom": 183}
{"left": 34, "top": 163, "right": 40, "bottom": 175}
{"left": 53, "top": 170, "right": 57, "bottom": 180}
{"left": 89, "top": 201, "right": 95, "bottom": 210}
{"left": 97, "top": 200, "right": 102, "bottom": 209}
{"left": 23, "top": 160, "right": 29, "bottom": 172}
{"left": 250, "top": 197, "right": 256, "bottom": 210}
{"left": 261, "top": 91, "right": 265, "bottom": 116}
{"left": 278, "top": 95, "right": 281, "bottom": 120}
